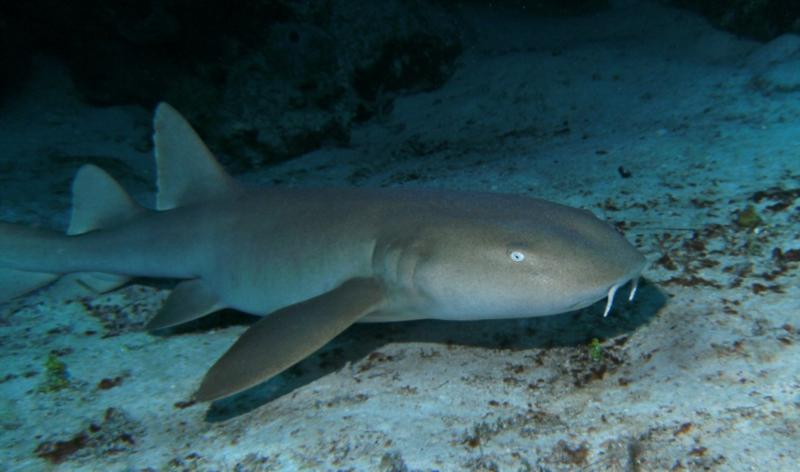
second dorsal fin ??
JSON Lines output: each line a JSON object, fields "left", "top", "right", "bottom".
{"left": 65, "top": 164, "right": 143, "bottom": 295}
{"left": 153, "top": 103, "right": 237, "bottom": 211}
{"left": 68, "top": 164, "right": 144, "bottom": 235}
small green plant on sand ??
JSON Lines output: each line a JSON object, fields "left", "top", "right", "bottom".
{"left": 734, "top": 205, "right": 768, "bottom": 256}
{"left": 589, "top": 338, "right": 603, "bottom": 362}
{"left": 735, "top": 205, "right": 762, "bottom": 230}
{"left": 38, "top": 352, "right": 70, "bottom": 393}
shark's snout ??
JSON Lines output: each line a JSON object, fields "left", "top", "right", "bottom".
{"left": 540, "top": 210, "right": 647, "bottom": 318}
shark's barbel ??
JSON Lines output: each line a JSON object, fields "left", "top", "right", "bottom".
{"left": 0, "top": 103, "right": 646, "bottom": 401}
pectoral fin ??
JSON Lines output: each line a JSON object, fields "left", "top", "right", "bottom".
{"left": 194, "top": 277, "right": 385, "bottom": 402}
{"left": 147, "top": 279, "right": 225, "bottom": 330}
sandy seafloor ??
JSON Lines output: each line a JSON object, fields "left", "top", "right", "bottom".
{"left": 1, "top": 1, "right": 799, "bottom": 471}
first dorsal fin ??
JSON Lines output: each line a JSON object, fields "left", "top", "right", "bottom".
{"left": 153, "top": 103, "right": 237, "bottom": 211}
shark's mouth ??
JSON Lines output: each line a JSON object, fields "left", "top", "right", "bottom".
{"left": 601, "top": 276, "right": 640, "bottom": 318}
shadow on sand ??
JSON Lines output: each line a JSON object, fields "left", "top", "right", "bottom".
{"left": 196, "top": 278, "right": 667, "bottom": 421}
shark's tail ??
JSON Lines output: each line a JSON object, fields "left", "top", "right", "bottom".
{"left": 0, "top": 165, "right": 144, "bottom": 303}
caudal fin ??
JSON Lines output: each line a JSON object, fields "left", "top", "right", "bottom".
{"left": 0, "top": 222, "right": 61, "bottom": 303}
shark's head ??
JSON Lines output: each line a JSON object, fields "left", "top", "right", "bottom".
{"left": 379, "top": 196, "right": 646, "bottom": 320}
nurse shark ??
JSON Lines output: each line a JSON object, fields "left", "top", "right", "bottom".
{"left": 0, "top": 103, "right": 646, "bottom": 401}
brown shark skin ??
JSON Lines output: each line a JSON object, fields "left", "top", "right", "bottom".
{"left": 0, "top": 103, "right": 646, "bottom": 400}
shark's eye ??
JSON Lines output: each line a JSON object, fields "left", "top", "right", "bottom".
{"left": 509, "top": 251, "right": 525, "bottom": 262}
